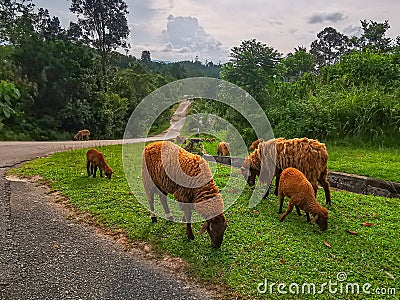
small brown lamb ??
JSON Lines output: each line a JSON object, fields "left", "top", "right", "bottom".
{"left": 217, "top": 142, "right": 230, "bottom": 156}
{"left": 74, "top": 129, "right": 90, "bottom": 141}
{"left": 278, "top": 167, "right": 328, "bottom": 231}
{"left": 86, "top": 149, "right": 113, "bottom": 179}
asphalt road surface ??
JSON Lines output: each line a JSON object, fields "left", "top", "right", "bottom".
{"left": 0, "top": 139, "right": 215, "bottom": 300}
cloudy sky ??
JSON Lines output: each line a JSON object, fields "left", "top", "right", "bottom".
{"left": 32, "top": 0, "right": 400, "bottom": 63}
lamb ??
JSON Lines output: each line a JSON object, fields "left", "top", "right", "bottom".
{"left": 249, "top": 138, "right": 264, "bottom": 151}
{"left": 74, "top": 129, "right": 90, "bottom": 141}
{"left": 241, "top": 137, "right": 331, "bottom": 205}
{"left": 278, "top": 167, "right": 328, "bottom": 231}
{"left": 86, "top": 149, "right": 113, "bottom": 179}
{"left": 142, "top": 141, "right": 227, "bottom": 248}
{"left": 217, "top": 141, "right": 230, "bottom": 156}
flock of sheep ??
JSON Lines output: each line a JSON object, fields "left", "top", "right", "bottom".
{"left": 141, "top": 137, "right": 331, "bottom": 248}
{"left": 77, "top": 126, "right": 331, "bottom": 249}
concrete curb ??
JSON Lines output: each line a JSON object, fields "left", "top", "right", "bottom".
{"left": 203, "top": 155, "right": 400, "bottom": 199}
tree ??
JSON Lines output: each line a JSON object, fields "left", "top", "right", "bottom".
{"left": 358, "top": 20, "right": 392, "bottom": 52}
{"left": 310, "top": 27, "right": 349, "bottom": 70}
{"left": 141, "top": 50, "right": 151, "bottom": 63}
{"left": 69, "top": 0, "right": 130, "bottom": 79}
{"left": 221, "top": 39, "right": 281, "bottom": 102}
{"left": 277, "top": 47, "right": 315, "bottom": 81}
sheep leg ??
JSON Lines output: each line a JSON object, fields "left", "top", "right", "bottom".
{"left": 305, "top": 213, "right": 311, "bottom": 222}
{"left": 278, "top": 191, "right": 285, "bottom": 214}
{"left": 148, "top": 192, "right": 157, "bottom": 223}
{"left": 160, "top": 194, "right": 173, "bottom": 221}
{"left": 93, "top": 165, "right": 97, "bottom": 178}
{"left": 279, "top": 203, "right": 293, "bottom": 222}
{"left": 182, "top": 207, "right": 195, "bottom": 240}
{"left": 90, "top": 163, "right": 94, "bottom": 176}
{"left": 295, "top": 206, "right": 302, "bottom": 216}
{"left": 318, "top": 176, "right": 331, "bottom": 206}
{"left": 99, "top": 168, "right": 103, "bottom": 178}
{"left": 274, "top": 169, "right": 282, "bottom": 196}
{"left": 86, "top": 161, "right": 91, "bottom": 176}
{"left": 262, "top": 187, "right": 270, "bottom": 199}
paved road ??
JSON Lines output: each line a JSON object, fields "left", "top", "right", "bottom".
{"left": 0, "top": 101, "right": 217, "bottom": 300}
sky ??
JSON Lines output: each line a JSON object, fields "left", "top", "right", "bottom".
{"left": 32, "top": 0, "right": 400, "bottom": 63}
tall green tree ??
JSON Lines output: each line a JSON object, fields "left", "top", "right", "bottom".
{"left": 221, "top": 39, "right": 281, "bottom": 103}
{"left": 69, "top": 0, "right": 130, "bottom": 80}
{"left": 310, "top": 27, "right": 349, "bottom": 70}
{"left": 358, "top": 20, "right": 392, "bottom": 52}
{"left": 277, "top": 47, "right": 315, "bottom": 81}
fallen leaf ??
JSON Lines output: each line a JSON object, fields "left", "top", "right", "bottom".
{"left": 385, "top": 271, "right": 395, "bottom": 280}
{"left": 227, "top": 189, "right": 238, "bottom": 194}
{"left": 362, "top": 222, "right": 375, "bottom": 227}
{"left": 279, "top": 259, "right": 286, "bottom": 264}
{"left": 347, "top": 230, "right": 358, "bottom": 235}
{"left": 324, "top": 239, "right": 332, "bottom": 248}
{"left": 331, "top": 254, "right": 336, "bottom": 259}
{"left": 128, "top": 191, "right": 133, "bottom": 195}
{"left": 372, "top": 212, "right": 377, "bottom": 217}
{"left": 253, "top": 210, "right": 259, "bottom": 214}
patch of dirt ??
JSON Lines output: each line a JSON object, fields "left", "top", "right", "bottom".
{"left": 11, "top": 174, "right": 247, "bottom": 300}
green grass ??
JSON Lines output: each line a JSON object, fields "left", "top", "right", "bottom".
{"left": 8, "top": 144, "right": 400, "bottom": 299}
{"left": 327, "top": 145, "right": 400, "bottom": 183}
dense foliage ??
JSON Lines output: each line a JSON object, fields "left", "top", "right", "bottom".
{"left": 216, "top": 20, "right": 400, "bottom": 147}
{"left": 0, "top": 0, "right": 220, "bottom": 140}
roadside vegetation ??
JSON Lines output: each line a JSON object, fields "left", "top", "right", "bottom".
{"left": 8, "top": 144, "right": 400, "bottom": 299}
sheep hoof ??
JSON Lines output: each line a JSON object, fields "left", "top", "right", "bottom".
{"left": 168, "top": 216, "right": 174, "bottom": 222}
{"left": 151, "top": 217, "right": 157, "bottom": 223}
{"left": 187, "top": 234, "right": 195, "bottom": 241}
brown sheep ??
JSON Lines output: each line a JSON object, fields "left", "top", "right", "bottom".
{"left": 241, "top": 137, "right": 331, "bottom": 205}
{"left": 278, "top": 168, "right": 328, "bottom": 231}
{"left": 74, "top": 129, "right": 90, "bottom": 141}
{"left": 249, "top": 138, "right": 264, "bottom": 151}
{"left": 142, "top": 141, "right": 227, "bottom": 248}
{"left": 217, "top": 142, "right": 230, "bottom": 156}
{"left": 86, "top": 149, "right": 113, "bottom": 179}
{"left": 175, "top": 135, "right": 186, "bottom": 145}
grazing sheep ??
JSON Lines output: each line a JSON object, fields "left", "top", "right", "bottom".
{"left": 74, "top": 129, "right": 90, "bottom": 141}
{"left": 278, "top": 167, "right": 328, "bottom": 231}
{"left": 249, "top": 138, "right": 264, "bottom": 151}
{"left": 86, "top": 149, "right": 113, "bottom": 179}
{"left": 142, "top": 141, "right": 227, "bottom": 248}
{"left": 175, "top": 135, "right": 186, "bottom": 145}
{"left": 241, "top": 137, "right": 331, "bottom": 205}
{"left": 217, "top": 142, "right": 230, "bottom": 156}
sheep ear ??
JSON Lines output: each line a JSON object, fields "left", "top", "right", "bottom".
{"left": 311, "top": 215, "right": 319, "bottom": 223}
{"left": 198, "top": 221, "right": 209, "bottom": 235}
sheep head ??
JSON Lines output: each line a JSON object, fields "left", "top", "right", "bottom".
{"left": 105, "top": 167, "right": 113, "bottom": 179}
{"left": 311, "top": 209, "right": 329, "bottom": 231}
{"left": 199, "top": 214, "right": 227, "bottom": 248}
{"left": 241, "top": 157, "right": 258, "bottom": 186}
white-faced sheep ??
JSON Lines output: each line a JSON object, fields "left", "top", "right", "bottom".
{"left": 278, "top": 167, "right": 329, "bottom": 231}
{"left": 217, "top": 142, "right": 230, "bottom": 156}
{"left": 142, "top": 141, "right": 227, "bottom": 248}
{"left": 241, "top": 137, "right": 331, "bottom": 205}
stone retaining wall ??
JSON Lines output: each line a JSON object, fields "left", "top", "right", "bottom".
{"left": 203, "top": 155, "right": 400, "bottom": 199}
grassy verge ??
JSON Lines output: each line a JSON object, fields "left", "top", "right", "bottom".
{"left": 327, "top": 145, "right": 400, "bottom": 183}
{"left": 8, "top": 144, "right": 399, "bottom": 299}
